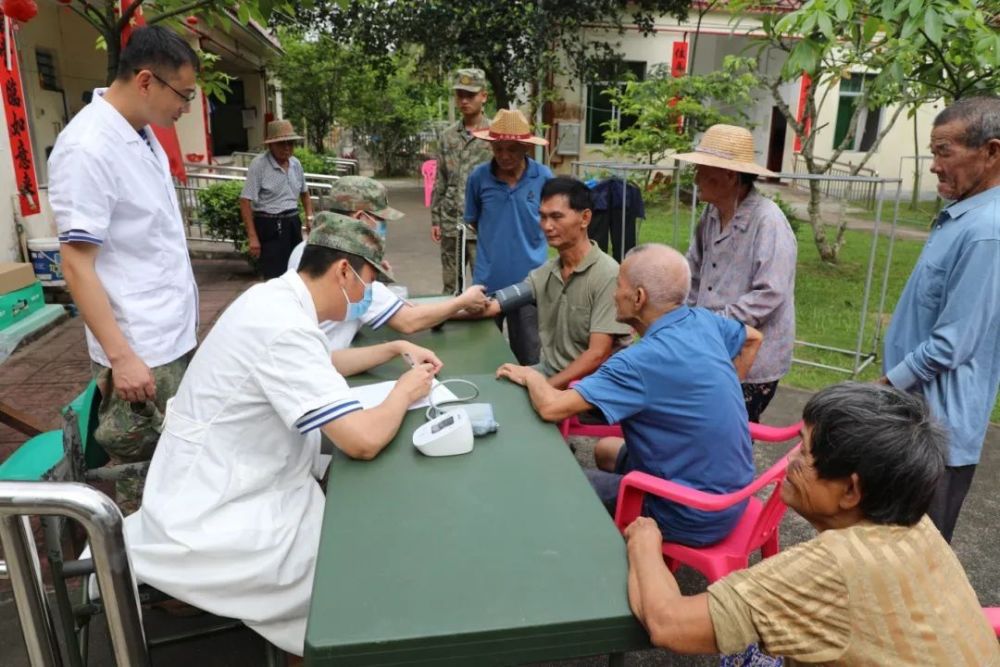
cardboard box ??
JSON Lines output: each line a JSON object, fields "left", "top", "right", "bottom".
{"left": 0, "top": 263, "right": 36, "bottom": 295}
{"left": 0, "top": 281, "right": 44, "bottom": 330}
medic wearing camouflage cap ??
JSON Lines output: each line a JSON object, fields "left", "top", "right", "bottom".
{"left": 123, "top": 213, "right": 441, "bottom": 658}
{"left": 307, "top": 211, "right": 394, "bottom": 283}
{"left": 431, "top": 67, "right": 493, "bottom": 294}
{"left": 324, "top": 175, "right": 405, "bottom": 224}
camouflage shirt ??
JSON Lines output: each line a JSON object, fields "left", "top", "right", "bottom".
{"left": 431, "top": 117, "right": 493, "bottom": 238}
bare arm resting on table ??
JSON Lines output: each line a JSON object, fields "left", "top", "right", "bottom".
{"left": 330, "top": 340, "right": 443, "bottom": 378}
{"left": 547, "top": 333, "right": 617, "bottom": 390}
{"left": 625, "top": 517, "right": 719, "bottom": 652}
{"left": 60, "top": 242, "right": 155, "bottom": 402}
{"left": 321, "top": 363, "right": 435, "bottom": 460}
{"left": 495, "top": 365, "right": 594, "bottom": 422}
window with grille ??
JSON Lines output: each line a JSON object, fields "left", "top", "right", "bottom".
{"left": 36, "top": 50, "right": 61, "bottom": 92}
{"left": 833, "top": 73, "right": 882, "bottom": 152}
{"left": 585, "top": 61, "right": 646, "bottom": 145}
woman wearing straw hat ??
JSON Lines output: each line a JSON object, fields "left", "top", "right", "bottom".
{"left": 239, "top": 119, "right": 315, "bottom": 279}
{"left": 674, "top": 124, "right": 797, "bottom": 422}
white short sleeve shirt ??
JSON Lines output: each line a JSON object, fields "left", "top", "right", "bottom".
{"left": 47, "top": 89, "right": 198, "bottom": 368}
{"left": 287, "top": 241, "right": 405, "bottom": 350}
{"left": 124, "top": 271, "right": 362, "bottom": 653}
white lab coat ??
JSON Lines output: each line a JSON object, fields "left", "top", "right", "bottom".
{"left": 124, "top": 271, "right": 362, "bottom": 654}
{"left": 47, "top": 89, "right": 198, "bottom": 367}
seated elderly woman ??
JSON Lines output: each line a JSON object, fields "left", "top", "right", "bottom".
{"left": 624, "top": 382, "right": 999, "bottom": 664}
{"left": 674, "top": 125, "right": 797, "bottom": 422}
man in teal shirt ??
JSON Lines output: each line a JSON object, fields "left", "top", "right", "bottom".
{"left": 882, "top": 96, "right": 1000, "bottom": 542}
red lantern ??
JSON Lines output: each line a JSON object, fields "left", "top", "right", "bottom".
{"left": 185, "top": 153, "right": 205, "bottom": 163}
{"left": 1, "top": 0, "right": 38, "bottom": 22}
{"left": 184, "top": 15, "right": 198, "bottom": 26}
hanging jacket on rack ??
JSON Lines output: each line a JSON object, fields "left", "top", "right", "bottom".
{"left": 589, "top": 177, "right": 645, "bottom": 262}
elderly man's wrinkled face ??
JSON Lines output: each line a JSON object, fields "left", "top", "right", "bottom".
{"left": 539, "top": 194, "right": 590, "bottom": 250}
{"left": 268, "top": 140, "right": 295, "bottom": 164}
{"left": 782, "top": 424, "right": 854, "bottom": 529}
{"left": 613, "top": 266, "right": 641, "bottom": 326}
{"left": 492, "top": 140, "right": 530, "bottom": 173}
{"left": 930, "top": 121, "right": 999, "bottom": 201}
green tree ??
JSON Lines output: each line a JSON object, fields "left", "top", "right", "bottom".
{"left": 282, "top": 0, "right": 694, "bottom": 110}
{"left": 273, "top": 32, "right": 357, "bottom": 153}
{"left": 601, "top": 56, "right": 761, "bottom": 166}
{"left": 61, "top": 0, "right": 287, "bottom": 88}
{"left": 737, "top": 0, "right": 1000, "bottom": 263}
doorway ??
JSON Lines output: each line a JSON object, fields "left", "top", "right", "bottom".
{"left": 766, "top": 106, "right": 787, "bottom": 179}
{"left": 209, "top": 79, "right": 249, "bottom": 156}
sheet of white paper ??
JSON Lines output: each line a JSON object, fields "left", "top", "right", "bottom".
{"left": 351, "top": 380, "right": 458, "bottom": 411}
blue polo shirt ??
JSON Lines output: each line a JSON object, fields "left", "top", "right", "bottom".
{"left": 884, "top": 185, "right": 1000, "bottom": 466}
{"left": 575, "top": 306, "right": 753, "bottom": 546}
{"left": 464, "top": 157, "right": 553, "bottom": 292}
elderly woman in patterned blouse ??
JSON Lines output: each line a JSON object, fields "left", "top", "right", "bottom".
{"left": 674, "top": 124, "right": 797, "bottom": 422}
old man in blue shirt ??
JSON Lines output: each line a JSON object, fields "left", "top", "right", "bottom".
{"left": 497, "top": 243, "right": 763, "bottom": 546}
{"left": 882, "top": 96, "right": 1000, "bottom": 543}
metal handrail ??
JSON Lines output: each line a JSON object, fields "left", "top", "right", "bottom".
{"left": 0, "top": 482, "right": 149, "bottom": 667}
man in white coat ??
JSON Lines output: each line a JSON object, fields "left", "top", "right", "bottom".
{"left": 124, "top": 216, "right": 440, "bottom": 655}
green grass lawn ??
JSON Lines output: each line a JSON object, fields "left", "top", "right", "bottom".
{"left": 638, "top": 202, "right": 1000, "bottom": 423}
{"left": 848, "top": 199, "right": 943, "bottom": 231}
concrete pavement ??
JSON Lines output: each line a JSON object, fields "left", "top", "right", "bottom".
{"left": 1, "top": 180, "right": 997, "bottom": 666}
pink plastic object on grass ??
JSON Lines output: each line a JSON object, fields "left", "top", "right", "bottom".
{"left": 421, "top": 159, "right": 437, "bottom": 208}
{"left": 614, "top": 441, "right": 800, "bottom": 583}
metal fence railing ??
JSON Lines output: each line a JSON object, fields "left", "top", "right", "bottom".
{"left": 791, "top": 153, "right": 879, "bottom": 208}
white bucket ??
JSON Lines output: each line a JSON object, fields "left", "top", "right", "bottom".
{"left": 27, "top": 237, "right": 65, "bottom": 286}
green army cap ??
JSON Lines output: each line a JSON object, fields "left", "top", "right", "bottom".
{"left": 325, "top": 175, "right": 405, "bottom": 221}
{"left": 307, "top": 211, "right": 394, "bottom": 283}
{"left": 452, "top": 68, "right": 486, "bottom": 93}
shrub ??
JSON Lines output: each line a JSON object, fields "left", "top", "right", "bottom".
{"left": 767, "top": 191, "right": 803, "bottom": 235}
{"left": 199, "top": 180, "right": 255, "bottom": 261}
{"left": 294, "top": 147, "right": 336, "bottom": 176}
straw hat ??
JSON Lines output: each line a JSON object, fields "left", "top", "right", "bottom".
{"left": 672, "top": 124, "right": 775, "bottom": 177}
{"left": 263, "top": 119, "right": 304, "bottom": 144}
{"left": 472, "top": 109, "right": 548, "bottom": 146}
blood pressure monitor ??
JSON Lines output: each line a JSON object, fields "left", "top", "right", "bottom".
{"left": 412, "top": 408, "right": 474, "bottom": 457}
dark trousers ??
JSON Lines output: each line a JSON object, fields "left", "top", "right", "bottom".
{"left": 254, "top": 210, "right": 302, "bottom": 279}
{"left": 927, "top": 464, "right": 976, "bottom": 543}
{"left": 589, "top": 209, "right": 637, "bottom": 263}
{"left": 495, "top": 304, "right": 540, "bottom": 366}
{"left": 742, "top": 381, "right": 780, "bottom": 423}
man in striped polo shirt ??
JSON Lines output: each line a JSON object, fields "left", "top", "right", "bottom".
{"left": 623, "top": 382, "right": 998, "bottom": 664}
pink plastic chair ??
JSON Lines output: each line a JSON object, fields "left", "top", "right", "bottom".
{"left": 421, "top": 159, "right": 437, "bottom": 208}
{"left": 559, "top": 412, "right": 803, "bottom": 444}
{"left": 984, "top": 607, "right": 1000, "bottom": 636}
{"left": 614, "top": 441, "right": 800, "bottom": 583}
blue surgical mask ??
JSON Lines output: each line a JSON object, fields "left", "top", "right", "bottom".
{"left": 375, "top": 219, "right": 387, "bottom": 240}
{"left": 342, "top": 266, "right": 373, "bottom": 321}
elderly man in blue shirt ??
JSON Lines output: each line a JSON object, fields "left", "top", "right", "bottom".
{"left": 881, "top": 96, "right": 1000, "bottom": 543}
{"left": 498, "top": 243, "right": 763, "bottom": 546}
{"left": 465, "top": 109, "right": 554, "bottom": 365}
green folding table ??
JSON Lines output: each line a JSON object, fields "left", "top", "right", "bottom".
{"left": 306, "top": 320, "right": 650, "bottom": 665}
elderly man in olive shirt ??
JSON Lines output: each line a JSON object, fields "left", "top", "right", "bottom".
{"left": 483, "top": 176, "right": 630, "bottom": 388}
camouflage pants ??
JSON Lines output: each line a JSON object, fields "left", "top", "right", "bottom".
{"left": 440, "top": 235, "right": 477, "bottom": 295}
{"left": 91, "top": 352, "right": 192, "bottom": 515}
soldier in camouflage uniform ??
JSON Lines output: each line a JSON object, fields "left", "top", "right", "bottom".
{"left": 431, "top": 68, "right": 493, "bottom": 294}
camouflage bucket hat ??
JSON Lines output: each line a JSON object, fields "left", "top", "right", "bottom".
{"left": 307, "top": 211, "right": 395, "bottom": 283}
{"left": 326, "top": 175, "right": 405, "bottom": 221}
{"left": 452, "top": 68, "right": 486, "bottom": 93}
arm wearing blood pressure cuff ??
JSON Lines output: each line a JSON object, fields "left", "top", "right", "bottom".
{"left": 492, "top": 280, "right": 536, "bottom": 312}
